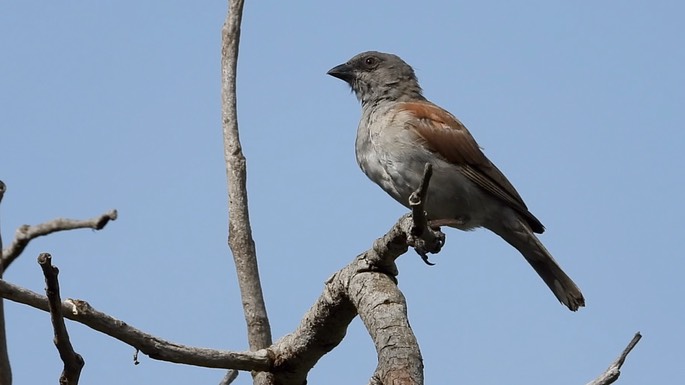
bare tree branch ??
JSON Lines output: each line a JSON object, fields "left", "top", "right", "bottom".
{"left": 220, "top": 0, "right": 271, "bottom": 349}
{"left": 268, "top": 264, "right": 358, "bottom": 384}
{"left": 0, "top": 186, "right": 116, "bottom": 383}
{"left": 267, "top": 166, "right": 441, "bottom": 385}
{"left": 0, "top": 180, "right": 11, "bottom": 385}
{"left": 270, "top": 164, "right": 441, "bottom": 384}
{"left": 0, "top": 216, "right": 640, "bottom": 385}
{"left": 0, "top": 279, "right": 271, "bottom": 371}
{"left": 268, "top": 212, "right": 435, "bottom": 385}
{"left": 1, "top": 209, "right": 118, "bottom": 271}
{"left": 38, "top": 253, "right": 84, "bottom": 385}
{"left": 355, "top": 214, "right": 426, "bottom": 385}
{"left": 586, "top": 332, "right": 642, "bottom": 385}
{"left": 0, "top": 201, "right": 436, "bottom": 384}
{"left": 221, "top": 0, "right": 273, "bottom": 384}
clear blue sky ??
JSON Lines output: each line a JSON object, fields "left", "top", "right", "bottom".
{"left": 1, "top": 1, "right": 683, "bottom": 384}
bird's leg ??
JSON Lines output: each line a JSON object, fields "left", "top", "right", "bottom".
{"left": 407, "top": 163, "right": 445, "bottom": 265}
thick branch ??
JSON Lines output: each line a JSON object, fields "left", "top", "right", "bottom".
{"left": 267, "top": 211, "right": 437, "bottom": 385}
{"left": 38, "top": 253, "right": 84, "bottom": 385}
{"left": 0, "top": 180, "right": 11, "bottom": 385}
{"left": 586, "top": 332, "right": 642, "bottom": 385}
{"left": 1, "top": 209, "right": 118, "bottom": 270}
{"left": 353, "top": 273, "right": 422, "bottom": 385}
{"left": 354, "top": 216, "right": 425, "bottom": 385}
{"left": 221, "top": 0, "right": 272, "bottom": 357}
{"left": 268, "top": 266, "right": 358, "bottom": 385}
{"left": 266, "top": 166, "right": 439, "bottom": 384}
{"left": 0, "top": 279, "right": 271, "bottom": 371}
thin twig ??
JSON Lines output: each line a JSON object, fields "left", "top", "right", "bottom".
{"left": 38, "top": 253, "right": 84, "bottom": 385}
{"left": 586, "top": 332, "right": 642, "bottom": 385}
{"left": 221, "top": 2, "right": 273, "bottom": 384}
{"left": 0, "top": 180, "right": 11, "bottom": 385}
{"left": 219, "top": 369, "right": 239, "bottom": 385}
{"left": 1, "top": 209, "right": 118, "bottom": 270}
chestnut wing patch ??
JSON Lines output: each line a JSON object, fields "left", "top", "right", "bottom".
{"left": 399, "top": 101, "right": 544, "bottom": 233}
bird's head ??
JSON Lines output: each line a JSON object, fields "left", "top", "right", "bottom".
{"left": 327, "top": 51, "right": 425, "bottom": 105}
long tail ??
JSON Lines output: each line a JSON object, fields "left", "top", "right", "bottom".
{"left": 488, "top": 217, "right": 585, "bottom": 311}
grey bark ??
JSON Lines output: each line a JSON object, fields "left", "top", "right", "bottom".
{"left": 223, "top": 1, "right": 274, "bottom": 383}
{"left": 220, "top": 0, "right": 272, "bottom": 350}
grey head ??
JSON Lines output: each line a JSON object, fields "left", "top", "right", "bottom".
{"left": 327, "top": 51, "right": 425, "bottom": 105}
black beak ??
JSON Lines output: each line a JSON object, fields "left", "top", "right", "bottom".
{"left": 327, "top": 63, "right": 355, "bottom": 83}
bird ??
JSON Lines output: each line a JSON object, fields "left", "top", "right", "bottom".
{"left": 327, "top": 51, "right": 585, "bottom": 311}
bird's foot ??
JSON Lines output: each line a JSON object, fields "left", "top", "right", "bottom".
{"left": 408, "top": 224, "right": 445, "bottom": 265}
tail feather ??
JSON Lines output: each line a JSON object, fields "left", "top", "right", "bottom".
{"left": 489, "top": 217, "right": 585, "bottom": 311}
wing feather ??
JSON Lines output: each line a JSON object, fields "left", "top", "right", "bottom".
{"left": 398, "top": 101, "right": 545, "bottom": 233}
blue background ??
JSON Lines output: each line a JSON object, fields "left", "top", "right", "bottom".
{"left": 1, "top": 1, "right": 683, "bottom": 384}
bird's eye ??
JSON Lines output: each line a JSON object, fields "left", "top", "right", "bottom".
{"left": 364, "top": 56, "right": 378, "bottom": 67}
